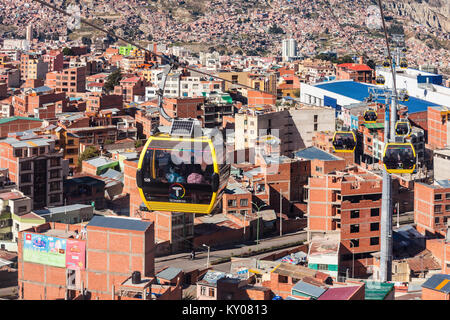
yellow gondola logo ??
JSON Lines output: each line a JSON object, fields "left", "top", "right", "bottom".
{"left": 169, "top": 183, "right": 186, "bottom": 199}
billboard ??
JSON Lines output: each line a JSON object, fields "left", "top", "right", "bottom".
{"left": 23, "top": 232, "right": 67, "bottom": 268}
{"left": 66, "top": 239, "right": 86, "bottom": 270}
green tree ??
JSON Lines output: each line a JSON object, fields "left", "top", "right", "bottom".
{"left": 62, "top": 47, "right": 74, "bottom": 56}
{"left": 293, "top": 89, "right": 300, "bottom": 98}
{"left": 104, "top": 69, "right": 122, "bottom": 93}
{"left": 77, "top": 146, "right": 100, "bottom": 168}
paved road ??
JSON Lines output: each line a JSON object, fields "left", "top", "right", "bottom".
{"left": 0, "top": 286, "right": 17, "bottom": 299}
{"left": 155, "top": 231, "right": 307, "bottom": 272}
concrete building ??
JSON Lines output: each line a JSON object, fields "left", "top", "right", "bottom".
{"left": 433, "top": 149, "right": 450, "bottom": 181}
{"left": 32, "top": 204, "right": 94, "bottom": 225}
{"left": 12, "top": 86, "right": 67, "bottom": 119}
{"left": 336, "top": 63, "right": 373, "bottom": 84}
{"left": 235, "top": 104, "right": 335, "bottom": 155}
{"left": 307, "top": 234, "right": 340, "bottom": 279}
{"left": 0, "top": 136, "right": 64, "bottom": 210}
{"left": 20, "top": 53, "right": 48, "bottom": 81}
{"left": 0, "top": 117, "right": 43, "bottom": 139}
{"left": 282, "top": 39, "right": 298, "bottom": 62}
{"left": 305, "top": 167, "right": 383, "bottom": 277}
{"left": 42, "top": 50, "right": 63, "bottom": 73}
{"left": 17, "top": 215, "right": 156, "bottom": 300}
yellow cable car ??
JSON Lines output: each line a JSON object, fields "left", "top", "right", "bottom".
{"left": 398, "top": 89, "right": 409, "bottom": 102}
{"left": 382, "top": 142, "right": 416, "bottom": 174}
{"left": 375, "top": 75, "right": 385, "bottom": 86}
{"left": 363, "top": 108, "right": 378, "bottom": 123}
{"left": 332, "top": 131, "right": 356, "bottom": 153}
{"left": 395, "top": 120, "right": 411, "bottom": 137}
{"left": 400, "top": 59, "right": 408, "bottom": 69}
{"left": 383, "top": 59, "right": 391, "bottom": 68}
{"left": 136, "top": 120, "right": 230, "bottom": 214}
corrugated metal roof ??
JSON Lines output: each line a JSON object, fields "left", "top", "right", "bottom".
{"left": 317, "top": 286, "right": 361, "bottom": 300}
{"left": 85, "top": 157, "right": 118, "bottom": 168}
{"left": 421, "top": 274, "right": 450, "bottom": 294}
{"left": 100, "top": 169, "right": 123, "bottom": 181}
{"left": 292, "top": 280, "right": 327, "bottom": 298}
{"left": 156, "top": 267, "right": 183, "bottom": 281}
{"left": 315, "top": 81, "right": 439, "bottom": 114}
{"left": 295, "top": 146, "right": 340, "bottom": 161}
{"left": 0, "top": 116, "right": 43, "bottom": 125}
{"left": 86, "top": 215, "right": 151, "bottom": 232}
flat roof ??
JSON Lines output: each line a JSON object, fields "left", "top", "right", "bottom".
{"left": 156, "top": 267, "right": 183, "bottom": 281}
{"left": 33, "top": 204, "right": 92, "bottom": 216}
{"left": 295, "top": 146, "right": 341, "bottom": 161}
{"left": 315, "top": 81, "right": 439, "bottom": 114}
{"left": 87, "top": 215, "right": 151, "bottom": 232}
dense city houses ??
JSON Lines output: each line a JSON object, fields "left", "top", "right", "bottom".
{"left": 0, "top": 0, "right": 449, "bottom": 302}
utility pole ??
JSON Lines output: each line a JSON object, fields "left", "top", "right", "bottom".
{"left": 202, "top": 244, "right": 210, "bottom": 268}
{"left": 279, "top": 190, "right": 282, "bottom": 237}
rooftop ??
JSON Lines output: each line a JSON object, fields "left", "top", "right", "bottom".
{"left": 295, "top": 146, "right": 341, "bottom": 161}
{"left": 422, "top": 274, "right": 450, "bottom": 294}
{"left": 87, "top": 215, "right": 151, "bottom": 232}
{"left": 315, "top": 80, "right": 439, "bottom": 114}
{"left": 156, "top": 267, "right": 183, "bottom": 281}
{"left": 33, "top": 204, "right": 92, "bottom": 217}
{"left": 317, "top": 285, "right": 361, "bottom": 300}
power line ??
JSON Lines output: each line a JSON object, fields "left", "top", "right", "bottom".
{"left": 32, "top": 0, "right": 269, "bottom": 94}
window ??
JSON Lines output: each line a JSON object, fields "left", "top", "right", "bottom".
{"left": 371, "top": 208, "right": 380, "bottom": 217}
{"left": 50, "top": 182, "right": 60, "bottom": 192}
{"left": 20, "top": 174, "right": 31, "bottom": 183}
{"left": 314, "top": 115, "right": 318, "bottom": 122}
{"left": 32, "top": 148, "right": 38, "bottom": 155}
{"left": 39, "top": 147, "right": 45, "bottom": 154}
{"left": 350, "top": 224, "right": 359, "bottom": 233}
{"left": 314, "top": 123, "right": 318, "bottom": 131}
{"left": 228, "top": 199, "right": 237, "bottom": 207}
{"left": 279, "top": 275, "right": 288, "bottom": 283}
{"left": 350, "top": 210, "right": 360, "bottom": 219}
{"left": 350, "top": 239, "right": 359, "bottom": 248}
{"left": 435, "top": 205, "right": 442, "bottom": 213}
{"left": 446, "top": 193, "right": 450, "bottom": 200}
{"left": 240, "top": 199, "right": 248, "bottom": 207}
{"left": 240, "top": 210, "right": 248, "bottom": 215}
{"left": 20, "top": 161, "right": 32, "bottom": 171}
{"left": 15, "top": 223, "right": 19, "bottom": 231}
{"left": 18, "top": 206, "right": 27, "bottom": 214}
{"left": 15, "top": 149, "right": 23, "bottom": 157}
{"left": 446, "top": 205, "right": 450, "bottom": 212}
{"left": 50, "top": 194, "right": 60, "bottom": 203}
{"left": 67, "top": 140, "right": 74, "bottom": 146}
{"left": 317, "top": 264, "right": 328, "bottom": 271}
{"left": 370, "top": 222, "right": 380, "bottom": 231}
{"left": 370, "top": 237, "right": 379, "bottom": 246}
{"left": 315, "top": 166, "right": 323, "bottom": 173}
{"left": 435, "top": 217, "right": 440, "bottom": 224}
{"left": 435, "top": 194, "right": 442, "bottom": 201}
{"left": 208, "top": 288, "right": 215, "bottom": 297}
{"left": 200, "top": 286, "right": 206, "bottom": 296}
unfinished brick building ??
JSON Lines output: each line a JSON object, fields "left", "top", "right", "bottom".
{"left": 305, "top": 166, "right": 383, "bottom": 277}
{"left": 17, "top": 216, "right": 156, "bottom": 300}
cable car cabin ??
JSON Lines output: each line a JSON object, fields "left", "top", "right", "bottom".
{"left": 375, "top": 75, "right": 385, "bottom": 86}
{"left": 364, "top": 109, "right": 378, "bottom": 123}
{"left": 395, "top": 121, "right": 411, "bottom": 137}
{"left": 136, "top": 120, "right": 230, "bottom": 214}
{"left": 332, "top": 131, "right": 356, "bottom": 153}
{"left": 382, "top": 143, "right": 416, "bottom": 174}
{"left": 400, "top": 59, "right": 408, "bottom": 69}
{"left": 383, "top": 59, "right": 391, "bottom": 68}
{"left": 398, "top": 89, "right": 409, "bottom": 102}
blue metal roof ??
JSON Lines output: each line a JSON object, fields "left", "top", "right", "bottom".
{"left": 422, "top": 274, "right": 450, "bottom": 294}
{"left": 315, "top": 81, "right": 439, "bottom": 114}
{"left": 292, "top": 280, "right": 327, "bottom": 298}
{"left": 156, "top": 267, "right": 183, "bottom": 281}
{"left": 87, "top": 215, "right": 151, "bottom": 232}
{"left": 295, "top": 146, "right": 340, "bottom": 161}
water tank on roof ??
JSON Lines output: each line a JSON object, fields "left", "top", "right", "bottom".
{"left": 132, "top": 271, "right": 141, "bottom": 284}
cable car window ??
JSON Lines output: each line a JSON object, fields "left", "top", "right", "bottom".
{"left": 383, "top": 144, "right": 415, "bottom": 171}
{"left": 332, "top": 132, "right": 356, "bottom": 151}
{"left": 140, "top": 139, "right": 215, "bottom": 204}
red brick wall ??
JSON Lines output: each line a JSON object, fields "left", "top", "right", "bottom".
{"left": 0, "top": 119, "right": 43, "bottom": 138}
{"left": 422, "top": 287, "right": 450, "bottom": 300}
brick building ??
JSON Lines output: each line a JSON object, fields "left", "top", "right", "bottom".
{"left": 421, "top": 274, "right": 450, "bottom": 300}
{"left": 45, "top": 66, "right": 87, "bottom": 95}
{"left": 414, "top": 180, "right": 450, "bottom": 237}
{"left": 305, "top": 167, "right": 383, "bottom": 277}
{"left": 336, "top": 63, "right": 373, "bottom": 84}
{"left": 17, "top": 216, "right": 156, "bottom": 300}
{"left": 0, "top": 117, "right": 43, "bottom": 138}
{"left": 247, "top": 90, "right": 276, "bottom": 107}
{"left": 114, "top": 76, "right": 147, "bottom": 103}
{"left": 428, "top": 106, "right": 450, "bottom": 150}
{"left": 42, "top": 50, "right": 63, "bottom": 73}
{"left": 159, "top": 97, "right": 205, "bottom": 127}
{"left": 12, "top": 86, "right": 67, "bottom": 118}
{"left": 85, "top": 93, "right": 123, "bottom": 113}
{"left": 0, "top": 136, "right": 64, "bottom": 210}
